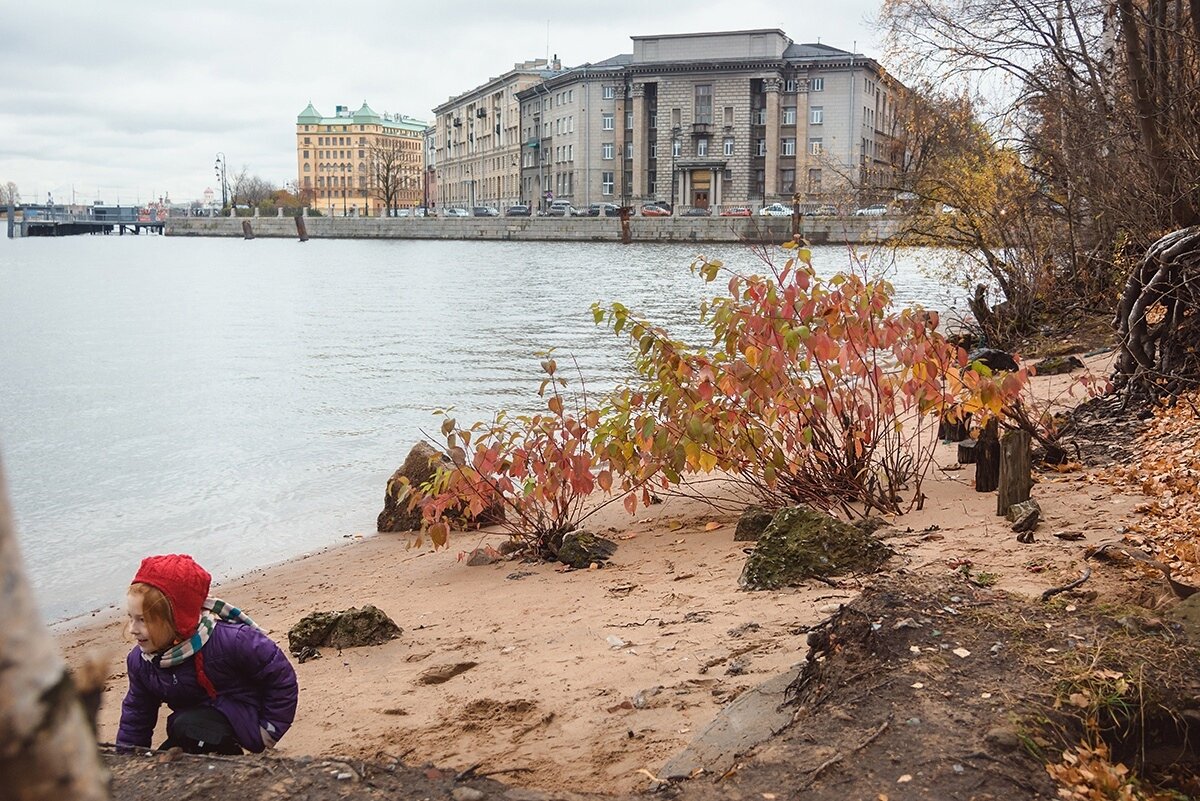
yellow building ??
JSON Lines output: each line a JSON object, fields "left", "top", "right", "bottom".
{"left": 296, "top": 102, "right": 429, "bottom": 216}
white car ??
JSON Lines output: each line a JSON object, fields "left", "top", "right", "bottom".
{"left": 758, "top": 203, "right": 793, "bottom": 217}
{"left": 444, "top": 207, "right": 469, "bottom": 218}
{"left": 853, "top": 204, "right": 888, "bottom": 216}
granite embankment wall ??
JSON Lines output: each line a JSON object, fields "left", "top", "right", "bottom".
{"left": 165, "top": 216, "right": 899, "bottom": 245}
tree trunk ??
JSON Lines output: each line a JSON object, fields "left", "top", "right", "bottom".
{"left": 975, "top": 419, "right": 1000, "bottom": 493}
{"left": 997, "top": 429, "right": 1033, "bottom": 516}
{"left": 0, "top": 458, "right": 110, "bottom": 801}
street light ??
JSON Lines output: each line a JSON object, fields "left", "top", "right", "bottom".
{"left": 341, "top": 163, "right": 348, "bottom": 217}
{"left": 670, "top": 126, "right": 681, "bottom": 209}
{"left": 214, "top": 152, "right": 228, "bottom": 209}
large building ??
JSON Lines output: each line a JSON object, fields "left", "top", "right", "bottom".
{"left": 295, "top": 102, "right": 428, "bottom": 216}
{"left": 515, "top": 30, "right": 898, "bottom": 211}
{"left": 433, "top": 59, "right": 566, "bottom": 211}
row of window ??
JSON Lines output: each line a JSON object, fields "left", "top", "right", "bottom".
{"left": 591, "top": 136, "right": 824, "bottom": 160}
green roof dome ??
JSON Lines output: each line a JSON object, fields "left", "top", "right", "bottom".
{"left": 297, "top": 102, "right": 322, "bottom": 123}
{"left": 352, "top": 101, "right": 381, "bottom": 123}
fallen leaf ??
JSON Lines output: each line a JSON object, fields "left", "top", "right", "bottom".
{"left": 705, "top": 521, "right": 722, "bottom": 531}
{"left": 952, "top": 647, "right": 971, "bottom": 658}
{"left": 761, "top": 794, "right": 777, "bottom": 800}
{"left": 668, "top": 520, "right": 683, "bottom": 531}
{"left": 911, "top": 682, "right": 925, "bottom": 689}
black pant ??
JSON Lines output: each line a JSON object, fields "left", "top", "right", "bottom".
{"left": 160, "top": 706, "right": 244, "bottom": 755}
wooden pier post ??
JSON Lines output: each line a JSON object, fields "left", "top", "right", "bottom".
{"left": 619, "top": 206, "right": 632, "bottom": 245}
{"left": 997, "top": 429, "right": 1033, "bottom": 515}
{"left": 295, "top": 214, "right": 309, "bottom": 242}
{"left": 6, "top": 201, "right": 13, "bottom": 239}
{"left": 242, "top": 220, "right": 254, "bottom": 240}
{"left": 975, "top": 419, "right": 1000, "bottom": 493}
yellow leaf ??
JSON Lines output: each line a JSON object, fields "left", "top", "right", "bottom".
{"left": 704, "top": 521, "right": 721, "bottom": 531}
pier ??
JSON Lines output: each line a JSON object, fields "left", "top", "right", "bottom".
{"left": 8, "top": 205, "right": 165, "bottom": 238}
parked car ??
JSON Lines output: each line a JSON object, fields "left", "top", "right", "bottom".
{"left": 586, "top": 203, "right": 620, "bottom": 217}
{"left": 444, "top": 207, "right": 469, "bottom": 217}
{"left": 505, "top": 204, "right": 531, "bottom": 217}
{"left": 719, "top": 207, "right": 753, "bottom": 217}
{"left": 413, "top": 207, "right": 429, "bottom": 217}
{"left": 472, "top": 206, "right": 499, "bottom": 217}
{"left": 547, "top": 200, "right": 581, "bottom": 217}
{"left": 641, "top": 203, "right": 671, "bottom": 217}
{"left": 853, "top": 203, "right": 888, "bottom": 216}
{"left": 682, "top": 207, "right": 712, "bottom": 217}
{"left": 808, "top": 204, "right": 839, "bottom": 216}
{"left": 758, "top": 203, "right": 793, "bottom": 217}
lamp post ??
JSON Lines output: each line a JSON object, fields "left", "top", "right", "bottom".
{"left": 670, "top": 126, "right": 680, "bottom": 209}
{"left": 213, "top": 152, "right": 228, "bottom": 210}
{"left": 341, "top": 163, "right": 348, "bottom": 217}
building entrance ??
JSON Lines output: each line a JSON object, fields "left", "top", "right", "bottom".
{"left": 690, "top": 170, "right": 711, "bottom": 209}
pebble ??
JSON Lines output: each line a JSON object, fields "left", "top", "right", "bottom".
{"left": 453, "top": 788, "right": 487, "bottom": 801}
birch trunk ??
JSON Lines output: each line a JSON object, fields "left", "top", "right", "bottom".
{"left": 0, "top": 459, "right": 109, "bottom": 800}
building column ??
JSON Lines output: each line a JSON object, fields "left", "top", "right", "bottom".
{"left": 712, "top": 168, "right": 721, "bottom": 208}
{"left": 764, "top": 77, "right": 782, "bottom": 200}
{"left": 797, "top": 76, "right": 812, "bottom": 197}
{"left": 631, "top": 83, "right": 648, "bottom": 201}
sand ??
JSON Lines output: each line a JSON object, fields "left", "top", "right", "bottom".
{"left": 56, "top": 354, "right": 1136, "bottom": 795}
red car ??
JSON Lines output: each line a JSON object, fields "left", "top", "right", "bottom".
{"left": 719, "top": 207, "right": 752, "bottom": 217}
{"left": 641, "top": 203, "right": 671, "bottom": 217}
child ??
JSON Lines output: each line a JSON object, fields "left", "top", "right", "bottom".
{"left": 117, "top": 554, "right": 298, "bottom": 754}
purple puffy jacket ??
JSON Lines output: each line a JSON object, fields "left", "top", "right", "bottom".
{"left": 117, "top": 621, "right": 298, "bottom": 753}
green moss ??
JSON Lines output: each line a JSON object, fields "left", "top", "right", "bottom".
{"left": 738, "top": 506, "right": 894, "bottom": 590}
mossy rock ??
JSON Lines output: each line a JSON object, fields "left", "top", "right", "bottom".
{"left": 287, "top": 605, "right": 401, "bottom": 654}
{"left": 1033, "top": 355, "right": 1085, "bottom": 376}
{"left": 738, "top": 506, "right": 894, "bottom": 590}
{"left": 734, "top": 505, "right": 775, "bottom": 542}
{"left": 558, "top": 530, "right": 617, "bottom": 569}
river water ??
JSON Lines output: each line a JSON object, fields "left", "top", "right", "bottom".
{"left": 0, "top": 236, "right": 964, "bottom": 621}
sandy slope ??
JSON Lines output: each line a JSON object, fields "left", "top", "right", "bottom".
{"left": 56, "top": 355, "right": 1137, "bottom": 795}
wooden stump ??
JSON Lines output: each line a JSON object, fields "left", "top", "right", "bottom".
{"left": 937, "top": 408, "right": 972, "bottom": 441}
{"left": 997, "top": 429, "right": 1033, "bottom": 516}
{"left": 957, "top": 439, "right": 977, "bottom": 464}
{"left": 242, "top": 220, "right": 254, "bottom": 240}
{"left": 975, "top": 419, "right": 1000, "bottom": 493}
{"left": 295, "top": 214, "right": 309, "bottom": 242}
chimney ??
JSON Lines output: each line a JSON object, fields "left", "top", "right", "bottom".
{"left": 552, "top": 53, "right": 561, "bottom": 71}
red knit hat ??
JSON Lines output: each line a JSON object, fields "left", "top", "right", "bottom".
{"left": 132, "top": 554, "right": 211, "bottom": 636}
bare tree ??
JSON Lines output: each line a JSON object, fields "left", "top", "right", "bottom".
{"left": 369, "top": 139, "right": 410, "bottom": 217}
{"left": 0, "top": 458, "right": 109, "bottom": 800}
{"left": 0, "top": 181, "right": 19, "bottom": 206}
{"left": 240, "top": 175, "right": 277, "bottom": 209}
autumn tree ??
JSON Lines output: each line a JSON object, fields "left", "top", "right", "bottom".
{"left": 0, "top": 458, "right": 109, "bottom": 800}
{"left": 879, "top": 0, "right": 1200, "bottom": 351}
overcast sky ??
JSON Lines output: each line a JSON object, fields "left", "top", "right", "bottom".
{"left": 0, "top": 2, "right": 883, "bottom": 206}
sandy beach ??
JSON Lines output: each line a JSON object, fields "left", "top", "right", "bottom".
{"left": 55, "top": 354, "right": 1146, "bottom": 795}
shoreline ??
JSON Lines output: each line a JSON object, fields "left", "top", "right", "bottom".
{"left": 56, "top": 354, "right": 1143, "bottom": 794}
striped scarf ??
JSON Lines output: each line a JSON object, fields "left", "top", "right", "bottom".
{"left": 143, "top": 598, "right": 262, "bottom": 668}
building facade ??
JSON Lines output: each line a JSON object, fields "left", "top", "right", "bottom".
{"left": 433, "top": 59, "right": 565, "bottom": 211}
{"left": 296, "top": 102, "right": 428, "bottom": 217}
{"left": 517, "top": 30, "right": 898, "bottom": 211}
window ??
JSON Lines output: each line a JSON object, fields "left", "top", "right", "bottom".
{"left": 781, "top": 169, "right": 795, "bottom": 193}
{"left": 625, "top": 111, "right": 633, "bottom": 130}
{"left": 602, "top": 143, "right": 615, "bottom": 160}
{"left": 649, "top": 113, "right": 658, "bottom": 129}
{"left": 567, "top": 144, "right": 573, "bottom": 161}
{"left": 753, "top": 109, "right": 767, "bottom": 125}
{"left": 602, "top": 171, "right": 614, "bottom": 195}
{"left": 697, "top": 138, "right": 708, "bottom": 157}
{"left": 303, "top": 150, "right": 310, "bottom": 158}
{"left": 785, "top": 79, "right": 799, "bottom": 92}
{"left": 694, "top": 84, "right": 713, "bottom": 124}
{"left": 569, "top": 115, "right": 574, "bottom": 132}
{"left": 672, "top": 108, "right": 681, "bottom": 127}
{"left": 724, "top": 106, "right": 733, "bottom": 126}
{"left": 359, "top": 149, "right": 365, "bottom": 158}
{"left": 602, "top": 113, "right": 614, "bottom": 131}
{"left": 625, "top": 141, "right": 633, "bottom": 159}
{"left": 782, "top": 138, "right": 796, "bottom": 156}
{"left": 755, "top": 169, "right": 765, "bottom": 196}
{"left": 624, "top": 171, "right": 632, "bottom": 192}
{"left": 303, "top": 163, "right": 310, "bottom": 171}
{"left": 648, "top": 173, "right": 657, "bottom": 194}
{"left": 810, "top": 107, "right": 824, "bottom": 125}
{"left": 304, "top": 137, "right": 311, "bottom": 144}
{"left": 650, "top": 143, "right": 658, "bottom": 159}
{"left": 672, "top": 139, "right": 681, "bottom": 157}
{"left": 783, "top": 107, "right": 796, "bottom": 125}
{"left": 807, "top": 168, "right": 823, "bottom": 191}
{"left": 755, "top": 138, "right": 766, "bottom": 156}
{"left": 603, "top": 85, "right": 616, "bottom": 99}
{"left": 809, "top": 138, "right": 824, "bottom": 155}
{"left": 811, "top": 77, "right": 824, "bottom": 92}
